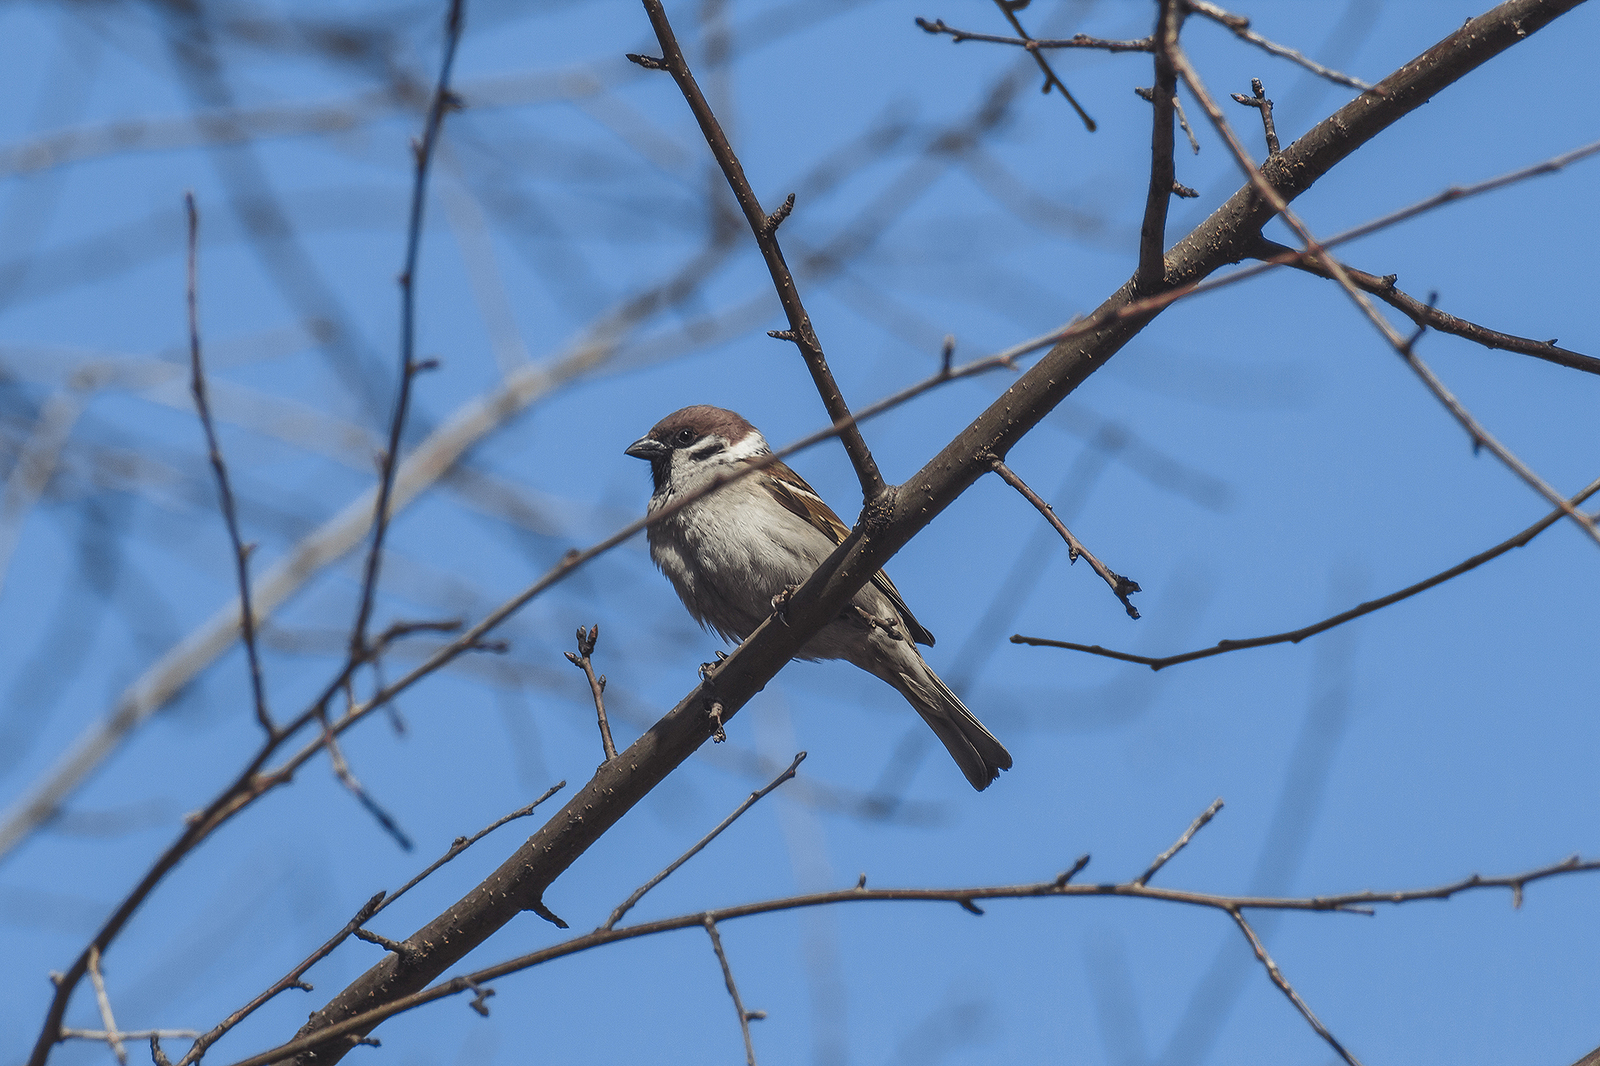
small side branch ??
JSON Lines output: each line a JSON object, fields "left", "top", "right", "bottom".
{"left": 1137, "top": 0, "right": 1182, "bottom": 292}
{"left": 606, "top": 753, "right": 805, "bottom": 930}
{"left": 704, "top": 916, "right": 763, "bottom": 1066}
{"left": 915, "top": 18, "right": 1153, "bottom": 54}
{"left": 1184, "top": 0, "right": 1373, "bottom": 91}
{"left": 565, "top": 625, "right": 615, "bottom": 762}
{"left": 988, "top": 0, "right": 1096, "bottom": 131}
{"left": 988, "top": 457, "right": 1141, "bottom": 619}
{"left": 321, "top": 707, "right": 413, "bottom": 851}
{"left": 186, "top": 194, "right": 274, "bottom": 739}
{"left": 374, "top": 782, "right": 565, "bottom": 917}
{"left": 1253, "top": 238, "right": 1600, "bottom": 376}
{"left": 1228, "top": 907, "right": 1363, "bottom": 1065}
{"left": 87, "top": 947, "right": 128, "bottom": 1066}
{"left": 1012, "top": 472, "right": 1600, "bottom": 669}
{"left": 349, "top": 0, "right": 467, "bottom": 657}
{"left": 1230, "top": 77, "right": 1278, "bottom": 156}
{"left": 1137, "top": 797, "right": 1223, "bottom": 885}
{"left": 634, "top": 0, "right": 885, "bottom": 503}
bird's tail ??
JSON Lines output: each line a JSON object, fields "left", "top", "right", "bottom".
{"left": 890, "top": 658, "right": 1012, "bottom": 791}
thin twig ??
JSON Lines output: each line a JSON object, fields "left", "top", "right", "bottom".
{"left": 375, "top": 782, "right": 565, "bottom": 918}
{"left": 606, "top": 753, "right": 805, "bottom": 930}
{"left": 1184, "top": 0, "right": 1372, "bottom": 91}
{"left": 1227, "top": 907, "right": 1363, "bottom": 1065}
{"left": 1254, "top": 237, "right": 1600, "bottom": 375}
{"left": 1013, "top": 473, "right": 1600, "bottom": 669}
{"left": 704, "top": 916, "right": 763, "bottom": 1066}
{"left": 87, "top": 947, "right": 127, "bottom": 1066}
{"left": 349, "top": 0, "right": 467, "bottom": 657}
{"left": 320, "top": 707, "right": 413, "bottom": 851}
{"left": 62, "top": 1030, "right": 200, "bottom": 1043}
{"left": 1165, "top": 39, "right": 1600, "bottom": 547}
{"left": 988, "top": 457, "right": 1141, "bottom": 618}
{"left": 565, "top": 625, "right": 615, "bottom": 761}
{"left": 987, "top": 0, "right": 1096, "bottom": 131}
{"left": 177, "top": 893, "right": 386, "bottom": 1066}
{"left": 219, "top": 852, "right": 1600, "bottom": 1066}
{"left": 1138, "top": 798, "right": 1224, "bottom": 885}
{"left": 633, "top": 0, "right": 886, "bottom": 503}
{"left": 1230, "top": 77, "right": 1278, "bottom": 155}
{"left": 185, "top": 193, "right": 273, "bottom": 738}
{"left": 916, "top": 18, "right": 1153, "bottom": 54}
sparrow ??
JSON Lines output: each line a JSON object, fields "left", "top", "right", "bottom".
{"left": 626, "top": 404, "right": 1012, "bottom": 790}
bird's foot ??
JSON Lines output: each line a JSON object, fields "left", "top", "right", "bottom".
{"left": 852, "top": 605, "right": 905, "bottom": 641}
{"left": 705, "top": 698, "right": 728, "bottom": 743}
{"left": 698, "top": 649, "right": 729, "bottom": 681}
{"left": 770, "top": 583, "right": 802, "bottom": 626}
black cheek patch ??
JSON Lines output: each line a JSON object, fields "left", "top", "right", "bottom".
{"left": 689, "top": 441, "right": 725, "bottom": 462}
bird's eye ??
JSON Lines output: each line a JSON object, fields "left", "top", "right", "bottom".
{"left": 674, "top": 428, "right": 695, "bottom": 446}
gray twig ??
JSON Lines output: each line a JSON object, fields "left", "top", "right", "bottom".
{"left": 605, "top": 753, "right": 805, "bottom": 930}
{"left": 988, "top": 457, "right": 1141, "bottom": 618}
{"left": 1014, "top": 473, "right": 1600, "bottom": 669}
{"left": 1137, "top": 798, "right": 1224, "bottom": 884}
{"left": 1228, "top": 907, "right": 1364, "bottom": 1065}
{"left": 349, "top": 0, "right": 468, "bottom": 656}
{"left": 86, "top": 947, "right": 127, "bottom": 1066}
{"left": 704, "top": 915, "right": 763, "bottom": 1066}
{"left": 185, "top": 193, "right": 274, "bottom": 738}
{"left": 566, "top": 625, "right": 616, "bottom": 761}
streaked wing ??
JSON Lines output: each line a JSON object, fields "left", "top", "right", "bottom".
{"left": 757, "top": 459, "right": 937, "bottom": 646}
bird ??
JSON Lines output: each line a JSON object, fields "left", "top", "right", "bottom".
{"left": 625, "top": 404, "right": 1012, "bottom": 790}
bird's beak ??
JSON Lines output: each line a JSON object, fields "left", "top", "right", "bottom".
{"left": 625, "top": 436, "right": 667, "bottom": 460}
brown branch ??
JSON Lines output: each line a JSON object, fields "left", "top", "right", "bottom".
{"left": 988, "top": 457, "right": 1141, "bottom": 619}
{"left": 1184, "top": 0, "right": 1373, "bottom": 91}
{"left": 185, "top": 194, "right": 274, "bottom": 738}
{"left": 606, "top": 753, "right": 805, "bottom": 931}
{"left": 221, "top": 852, "right": 1600, "bottom": 1066}
{"left": 177, "top": 893, "right": 386, "bottom": 1066}
{"left": 1227, "top": 906, "right": 1363, "bottom": 1065}
{"left": 988, "top": 0, "right": 1096, "bottom": 131}
{"left": 230, "top": 7, "right": 1591, "bottom": 1060}
{"left": 1230, "top": 77, "right": 1278, "bottom": 156}
{"left": 1137, "top": 797, "right": 1224, "bottom": 885}
{"left": 1137, "top": 0, "right": 1182, "bottom": 293}
{"left": 915, "top": 18, "right": 1153, "bottom": 54}
{"left": 1164, "top": 32, "right": 1600, "bottom": 547}
{"left": 704, "top": 916, "right": 763, "bottom": 1066}
{"left": 1013, "top": 472, "right": 1600, "bottom": 669}
{"left": 565, "top": 625, "right": 615, "bottom": 762}
{"left": 1253, "top": 237, "right": 1600, "bottom": 376}
{"left": 631, "top": 0, "right": 886, "bottom": 503}
{"left": 349, "top": 0, "right": 466, "bottom": 656}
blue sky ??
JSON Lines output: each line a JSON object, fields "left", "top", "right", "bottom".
{"left": 1, "top": 1, "right": 1597, "bottom": 1064}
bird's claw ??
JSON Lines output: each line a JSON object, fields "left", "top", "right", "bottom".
{"left": 770, "top": 584, "right": 802, "bottom": 626}
{"left": 852, "top": 605, "right": 905, "bottom": 641}
{"left": 698, "top": 649, "right": 729, "bottom": 681}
